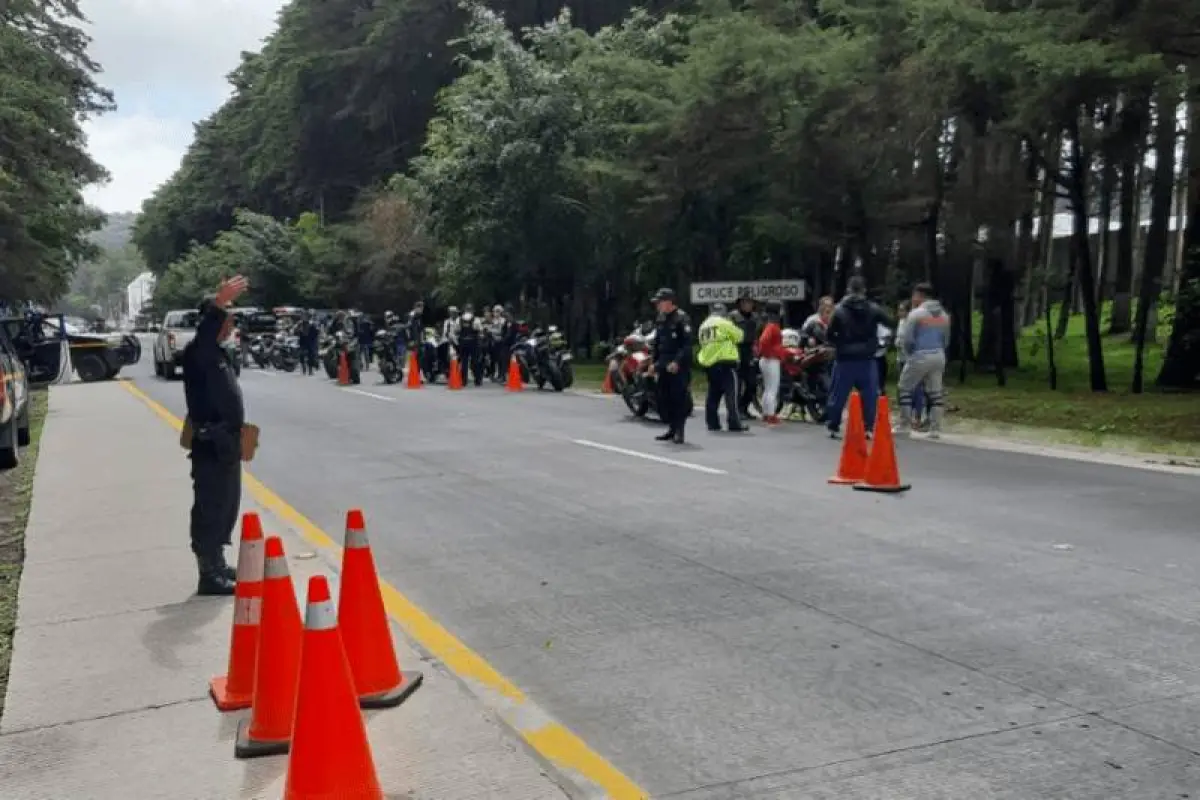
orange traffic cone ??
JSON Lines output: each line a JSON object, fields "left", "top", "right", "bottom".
{"left": 854, "top": 397, "right": 911, "bottom": 493}
{"left": 448, "top": 357, "right": 463, "bottom": 390}
{"left": 601, "top": 368, "right": 614, "bottom": 394}
{"left": 505, "top": 356, "right": 523, "bottom": 392}
{"left": 283, "top": 576, "right": 382, "bottom": 800}
{"left": 337, "top": 351, "right": 350, "bottom": 386}
{"left": 406, "top": 352, "right": 422, "bottom": 389}
{"left": 339, "top": 510, "right": 423, "bottom": 708}
{"left": 828, "top": 391, "right": 869, "bottom": 485}
{"left": 235, "top": 536, "right": 303, "bottom": 758}
{"left": 210, "top": 512, "right": 265, "bottom": 711}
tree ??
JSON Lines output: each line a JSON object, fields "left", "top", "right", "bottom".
{"left": 0, "top": 0, "right": 113, "bottom": 303}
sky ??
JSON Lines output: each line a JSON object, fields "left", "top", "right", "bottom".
{"left": 80, "top": 0, "right": 287, "bottom": 213}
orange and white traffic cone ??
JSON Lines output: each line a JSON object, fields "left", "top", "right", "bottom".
{"left": 235, "top": 536, "right": 303, "bottom": 758}
{"left": 337, "top": 351, "right": 351, "bottom": 386}
{"left": 505, "top": 356, "right": 523, "bottom": 392}
{"left": 828, "top": 391, "right": 869, "bottom": 485}
{"left": 448, "top": 357, "right": 463, "bottom": 390}
{"left": 854, "top": 396, "right": 911, "bottom": 493}
{"left": 406, "top": 352, "right": 422, "bottom": 389}
{"left": 601, "top": 368, "right": 614, "bottom": 394}
{"left": 339, "top": 510, "right": 423, "bottom": 708}
{"left": 283, "top": 576, "right": 382, "bottom": 800}
{"left": 210, "top": 512, "right": 265, "bottom": 711}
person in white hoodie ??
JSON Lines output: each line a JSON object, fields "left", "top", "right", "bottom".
{"left": 897, "top": 283, "right": 950, "bottom": 437}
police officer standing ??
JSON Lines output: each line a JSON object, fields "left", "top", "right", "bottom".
{"left": 182, "top": 275, "right": 248, "bottom": 596}
{"left": 648, "top": 288, "right": 693, "bottom": 444}
{"left": 697, "top": 302, "right": 747, "bottom": 432}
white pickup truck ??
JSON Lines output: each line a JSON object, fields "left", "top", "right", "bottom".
{"left": 153, "top": 309, "right": 202, "bottom": 379}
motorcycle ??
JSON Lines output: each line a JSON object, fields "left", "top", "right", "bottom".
{"left": 605, "top": 323, "right": 693, "bottom": 419}
{"left": 374, "top": 329, "right": 403, "bottom": 385}
{"left": 420, "top": 327, "right": 443, "bottom": 383}
{"left": 776, "top": 328, "right": 833, "bottom": 423}
{"left": 248, "top": 333, "right": 273, "bottom": 369}
{"left": 512, "top": 327, "right": 565, "bottom": 391}
{"left": 319, "top": 334, "right": 339, "bottom": 379}
{"left": 546, "top": 325, "right": 574, "bottom": 388}
{"left": 270, "top": 333, "right": 300, "bottom": 372}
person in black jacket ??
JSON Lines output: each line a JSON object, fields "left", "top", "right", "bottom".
{"left": 824, "top": 276, "right": 890, "bottom": 438}
{"left": 648, "top": 288, "right": 693, "bottom": 444}
{"left": 731, "top": 295, "right": 758, "bottom": 419}
{"left": 182, "top": 275, "right": 248, "bottom": 595}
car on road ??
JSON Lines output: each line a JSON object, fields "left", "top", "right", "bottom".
{"left": 0, "top": 315, "right": 140, "bottom": 384}
{"left": 0, "top": 326, "right": 31, "bottom": 469}
{"left": 153, "top": 309, "right": 203, "bottom": 379}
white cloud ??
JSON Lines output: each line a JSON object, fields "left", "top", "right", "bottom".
{"left": 82, "top": 113, "right": 195, "bottom": 213}
{"left": 80, "top": 0, "right": 287, "bottom": 212}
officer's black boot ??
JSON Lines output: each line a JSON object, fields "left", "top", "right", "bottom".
{"left": 215, "top": 547, "right": 237, "bottom": 582}
{"left": 196, "top": 555, "right": 236, "bottom": 596}
{"left": 655, "top": 429, "right": 675, "bottom": 441}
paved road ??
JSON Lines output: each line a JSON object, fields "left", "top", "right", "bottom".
{"left": 126, "top": 353, "right": 1200, "bottom": 798}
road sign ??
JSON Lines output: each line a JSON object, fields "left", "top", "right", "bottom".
{"left": 689, "top": 280, "right": 807, "bottom": 305}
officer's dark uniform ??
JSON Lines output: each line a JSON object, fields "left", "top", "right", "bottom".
{"left": 650, "top": 289, "right": 693, "bottom": 444}
{"left": 732, "top": 300, "right": 758, "bottom": 417}
{"left": 182, "top": 300, "right": 244, "bottom": 595}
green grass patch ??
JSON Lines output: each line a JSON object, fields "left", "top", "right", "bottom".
{"left": 574, "top": 302, "right": 1200, "bottom": 454}
{"left": 0, "top": 389, "right": 48, "bottom": 723}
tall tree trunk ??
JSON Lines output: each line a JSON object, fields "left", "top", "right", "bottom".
{"left": 1133, "top": 91, "right": 1179, "bottom": 392}
{"left": 1067, "top": 116, "right": 1107, "bottom": 391}
{"left": 1110, "top": 94, "right": 1149, "bottom": 333}
{"left": 1157, "top": 87, "right": 1200, "bottom": 389}
{"left": 1024, "top": 141, "right": 1059, "bottom": 326}
{"left": 1095, "top": 148, "right": 1117, "bottom": 305}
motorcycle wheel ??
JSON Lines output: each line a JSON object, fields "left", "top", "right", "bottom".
{"left": 547, "top": 364, "right": 564, "bottom": 392}
{"left": 560, "top": 362, "right": 574, "bottom": 388}
{"left": 281, "top": 360, "right": 296, "bottom": 373}
{"left": 622, "top": 385, "right": 649, "bottom": 417}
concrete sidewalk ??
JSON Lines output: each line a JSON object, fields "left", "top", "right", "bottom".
{"left": 0, "top": 382, "right": 569, "bottom": 799}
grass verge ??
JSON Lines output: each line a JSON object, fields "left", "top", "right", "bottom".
{"left": 0, "top": 389, "right": 48, "bottom": 723}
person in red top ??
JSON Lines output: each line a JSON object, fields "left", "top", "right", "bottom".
{"left": 757, "top": 300, "right": 786, "bottom": 425}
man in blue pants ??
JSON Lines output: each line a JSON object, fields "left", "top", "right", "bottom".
{"left": 824, "top": 276, "right": 890, "bottom": 438}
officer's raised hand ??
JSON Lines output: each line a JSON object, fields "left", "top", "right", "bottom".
{"left": 215, "top": 275, "right": 249, "bottom": 308}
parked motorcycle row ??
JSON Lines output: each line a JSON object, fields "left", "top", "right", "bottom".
{"left": 604, "top": 322, "right": 834, "bottom": 423}
{"left": 237, "top": 311, "right": 576, "bottom": 393}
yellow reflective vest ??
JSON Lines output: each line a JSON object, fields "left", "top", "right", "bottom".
{"left": 697, "top": 314, "right": 744, "bottom": 368}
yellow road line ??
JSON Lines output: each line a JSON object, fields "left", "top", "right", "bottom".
{"left": 118, "top": 380, "right": 648, "bottom": 799}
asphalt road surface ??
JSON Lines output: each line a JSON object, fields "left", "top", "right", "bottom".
{"left": 127, "top": 353, "right": 1200, "bottom": 798}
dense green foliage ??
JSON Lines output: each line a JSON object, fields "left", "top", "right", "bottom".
{"left": 0, "top": 0, "right": 112, "bottom": 303}
{"left": 135, "top": 0, "right": 1200, "bottom": 389}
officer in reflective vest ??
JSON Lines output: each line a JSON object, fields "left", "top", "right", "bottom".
{"left": 697, "top": 303, "right": 748, "bottom": 433}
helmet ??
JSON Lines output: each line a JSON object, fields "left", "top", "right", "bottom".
{"left": 781, "top": 328, "right": 801, "bottom": 348}
{"left": 462, "top": 312, "right": 475, "bottom": 324}
{"left": 493, "top": 304, "right": 504, "bottom": 314}
{"left": 448, "top": 306, "right": 459, "bottom": 316}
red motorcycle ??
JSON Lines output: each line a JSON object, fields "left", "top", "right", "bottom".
{"left": 605, "top": 323, "right": 693, "bottom": 420}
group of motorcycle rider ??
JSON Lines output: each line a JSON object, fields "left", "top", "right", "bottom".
{"left": 242, "top": 302, "right": 530, "bottom": 386}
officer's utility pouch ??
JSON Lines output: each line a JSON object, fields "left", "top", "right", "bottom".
{"left": 180, "top": 417, "right": 194, "bottom": 450}
{"left": 240, "top": 424, "right": 259, "bottom": 462}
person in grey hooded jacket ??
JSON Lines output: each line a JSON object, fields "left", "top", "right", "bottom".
{"left": 897, "top": 282, "right": 950, "bottom": 437}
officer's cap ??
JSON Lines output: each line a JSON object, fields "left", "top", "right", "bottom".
{"left": 710, "top": 302, "right": 728, "bottom": 315}
{"left": 651, "top": 287, "right": 676, "bottom": 302}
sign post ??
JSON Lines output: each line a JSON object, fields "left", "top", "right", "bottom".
{"left": 688, "top": 280, "right": 807, "bottom": 305}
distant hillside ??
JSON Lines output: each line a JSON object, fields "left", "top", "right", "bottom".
{"left": 89, "top": 211, "right": 137, "bottom": 252}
